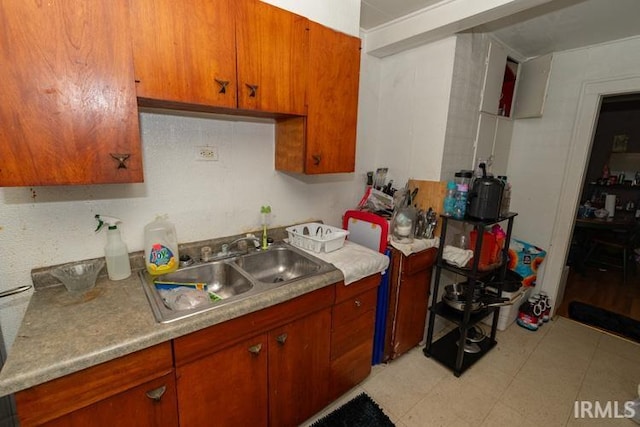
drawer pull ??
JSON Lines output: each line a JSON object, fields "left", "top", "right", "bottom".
{"left": 354, "top": 299, "right": 362, "bottom": 308}
{"left": 145, "top": 385, "right": 167, "bottom": 402}
{"left": 248, "top": 344, "right": 262, "bottom": 355}
{"left": 312, "top": 154, "right": 321, "bottom": 166}
{"left": 276, "top": 333, "right": 288, "bottom": 345}
{"left": 110, "top": 153, "right": 130, "bottom": 169}
{"left": 215, "top": 79, "right": 230, "bottom": 94}
{"left": 246, "top": 84, "right": 259, "bottom": 97}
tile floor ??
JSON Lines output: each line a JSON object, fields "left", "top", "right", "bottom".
{"left": 304, "top": 317, "right": 640, "bottom": 426}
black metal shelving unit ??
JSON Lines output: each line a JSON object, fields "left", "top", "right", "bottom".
{"left": 423, "top": 212, "right": 517, "bottom": 377}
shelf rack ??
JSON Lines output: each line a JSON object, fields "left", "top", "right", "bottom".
{"left": 423, "top": 212, "right": 517, "bottom": 377}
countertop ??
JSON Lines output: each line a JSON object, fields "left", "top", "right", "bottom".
{"left": 0, "top": 241, "right": 388, "bottom": 397}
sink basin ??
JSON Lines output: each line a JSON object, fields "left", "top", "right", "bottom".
{"left": 233, "top": 246, "right": 322, "bottom": 284}
{"left": 139, "top": 242, "right": 336, "bottom": 323}
{"left": 158, "top": 261, "right": 253, "bottom": 299}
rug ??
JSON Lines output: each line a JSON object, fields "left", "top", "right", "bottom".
{"left": 568, "top": 301, "right": 640, "bottom": 343}
{"left": 310, "top": 393, "right": 395, "bottom": 427}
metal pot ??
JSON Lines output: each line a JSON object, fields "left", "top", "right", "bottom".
{"left": 444, "top": 282, "right": 484, "bottom": 302}
{"left": 442, "top": 293, "right": 511, "bottom": 313}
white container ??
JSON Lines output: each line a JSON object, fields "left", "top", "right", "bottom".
{"left": 105, "top": 227, "right": 131, "bottom": 280}
{"left": 286, "top": 223, "right": 349, "bottom": 253}
{"left": 144, "top": 215, "right": 179, "bottom": 275}
{"left": 482, "top": 285, "right": 532, "bottom": 331}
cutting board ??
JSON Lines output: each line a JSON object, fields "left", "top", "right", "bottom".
{"left": 408, "top": 179, "right": 447, "bottom": 237}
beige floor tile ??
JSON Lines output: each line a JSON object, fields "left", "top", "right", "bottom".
{"left": 413, "top": 373, "right": 503, "bottom": 425}
{"left": 361, "top": 346, "right": 449, "bottom": 419}
{"left": 566, "top": 408, "right": 638, "bottom": 426}
{"left": 577, "top": 348, "right": 640, "bottom": 403}
{"left": 500, "top": 364, "right": 580, "bottom": 426}
{"left": 597, "top": 333, "right": 640, "bottom": 363}
{"left": 400, "top": 391, "right": 473, "bottom": 427}
{"left": 480, "top": 401, "right": 539, "bottom": 427}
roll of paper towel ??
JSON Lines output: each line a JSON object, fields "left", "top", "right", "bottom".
{"left": 605, "top": 194, "right": 616, "bottom": 217}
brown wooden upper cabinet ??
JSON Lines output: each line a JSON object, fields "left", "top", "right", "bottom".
{"left": 0, "top": 0, "right": 143, "bottom": 186}
{"left": 276, "top": 22, "right": 361, "bottom": 174}
{"left": 129, "top": 0, "right": 307, "bottom": 116}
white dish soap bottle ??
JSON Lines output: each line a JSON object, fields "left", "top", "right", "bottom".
{"left": 144, "top": 215, "right": 179, "bottom": 275}
{"left": 95, "top": 215, "right": 132, "bottom": 280}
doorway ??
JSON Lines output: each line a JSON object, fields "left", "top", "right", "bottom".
{"left": 556, "top": 94, "right": 640, "bottom": 320}
{"left": 543, "top": 76, "right": 640, "bottom": 321}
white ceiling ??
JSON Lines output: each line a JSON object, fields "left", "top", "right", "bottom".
{"left": 360, "top": 0, "right": 640, "bottom": 58}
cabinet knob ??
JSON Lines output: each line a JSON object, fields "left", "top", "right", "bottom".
{"left": 245, "top": 84, "right": 259, "bottom": 98}
{"left": 354, "top": 299, "right": 361, "bottom": 308}
{"left": 248, "top": 343, "right": 262, "bottom": 355}
{"left": 215, "top": 79, "right": 230, "bottom": 94}
{"left": 275, "top": 333, "right": 288, "bottom": 345}
{"left": 110, "top": 153, "right": 130, "bottom": 169}
{"left": 145, "top": 385, "right": 167, "bottom": 402}
{"left": 312, "top": 155, "right": 321, "bottom": 166}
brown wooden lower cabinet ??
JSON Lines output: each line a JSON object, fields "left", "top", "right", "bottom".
{"left": 384, "top": 247, "right": 437, "bottom": 361}
{"left": 329, "top": 274, "right": 380, "bottom": 401}
{"left": 15, "top": 276, "right": 380, "bottom": 427}
{"left": 15, "top": 343, "right": 177, "bottom": 427}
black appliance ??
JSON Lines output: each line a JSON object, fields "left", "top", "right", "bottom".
{"left": 467, "top": 163, "right": 504, "bottom": 220}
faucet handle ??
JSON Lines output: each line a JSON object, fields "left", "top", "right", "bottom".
{"left": 221, "top": 244, "right": 229, "bottom": 254}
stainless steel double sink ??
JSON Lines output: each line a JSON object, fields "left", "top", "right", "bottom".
{"left": 139, "top": 242, "right": 336, "bottom": 323}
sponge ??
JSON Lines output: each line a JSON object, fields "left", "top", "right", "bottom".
{"left": 154, "top": 281, "right": 208, "bottom": 291}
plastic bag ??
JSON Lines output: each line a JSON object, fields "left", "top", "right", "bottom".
{"left": 159, "top": 287, "right": 211, "bottom": 311}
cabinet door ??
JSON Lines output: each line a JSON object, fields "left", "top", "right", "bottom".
{"left": 275, "top": 23, "right": 361, "bottom": 174}
{"left": 303, "top": 22, "right": 361, "bottom": 174}
{"left": 474, "top": 112, "right": 498, "bottom": 169}
{"left": 0, "top": 0, "right": 142, "bottom": 186}
{"left": 176, "top": 334, "right": 268, "bottom": 427}
{"left": 385, "top": 249, "right": 436, "bottom": 360}
{"left": 513, "top": 53, "right": 552, "bottom": 119}
{"left": 236, "top": 0, "right": 308, "bottom": 115}
{"left": 269, "top": 308, "right": 332, "bottom": 427}
{"left": 43, "top": 373, "right": 177, "bottom": 427}
{"left": 491, "top": 117, "right": 514, "bottom": 176}
{"left": 129, "top": 0, "right": 237, "bottom": 109}
{"left": 480, "top": 40, "right": 507, "bottom": 115}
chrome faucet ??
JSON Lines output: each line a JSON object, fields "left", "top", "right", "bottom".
{"left": 220, "top": 235, "right": 261, "bottom": 256}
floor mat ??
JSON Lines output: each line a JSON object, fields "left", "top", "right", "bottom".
{"left": 568, "top": 301, "right": 640, "bottom": 343}
{"left": 310, "top": 393, "right": 395, "bottom": 427}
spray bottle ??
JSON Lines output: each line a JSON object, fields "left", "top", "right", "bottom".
{"left": 95, "top": 215, "right": 132, "bottom": 280}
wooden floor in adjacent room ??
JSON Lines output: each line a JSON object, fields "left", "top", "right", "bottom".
{"left": 555, "top": 264, "right": 640, "bottom": 322}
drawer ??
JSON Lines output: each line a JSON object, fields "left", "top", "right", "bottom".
{"left": 335, "top": 274, "right": 380, "bottom": 304}
{"left": 332, "top": 287, "right": 377, "bottom": 328}
{"left": 330, "top": 309, "right": 375, "bottom": 360}
{"left": 403, "top": 247, "right": 437, "bottom": 275}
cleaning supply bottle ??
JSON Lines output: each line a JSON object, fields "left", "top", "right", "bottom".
{"left": 443, "top": 181, "right": 457, "bottom": 216}
{"left": 95, "top": 215, "right": 131, "bottom": 280}
{"left": 144, "top": 215, "right": 179, "bottom": 275}
{"left": 260, "top": 205, "right": 271, "bottom": 250}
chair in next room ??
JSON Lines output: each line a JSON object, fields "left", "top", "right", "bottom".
{"left": 582, "top": 225, "right": 640, "bottom": 285}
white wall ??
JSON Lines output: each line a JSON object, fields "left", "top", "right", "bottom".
{"left": 371, "top": 36, "right": 457, "bottom": 184}
{"left": 261, "top": 0, "right": 360, "bottom": 37}
{"left": 0, "top": 5, "right": 365, "bottom": 352}
{"left": 507, "top": 36, "right": 640, "bottom": 297}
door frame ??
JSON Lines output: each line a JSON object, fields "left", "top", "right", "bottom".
{"left": 544, "top": 75, "right": 640, "bottom": 312}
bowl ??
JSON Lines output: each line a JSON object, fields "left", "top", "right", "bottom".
{"left": 594, "top": 208, "right": 609, "bottom": 219}
{"left": 51, "top": 259, "right": 105, "bottom": 293}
